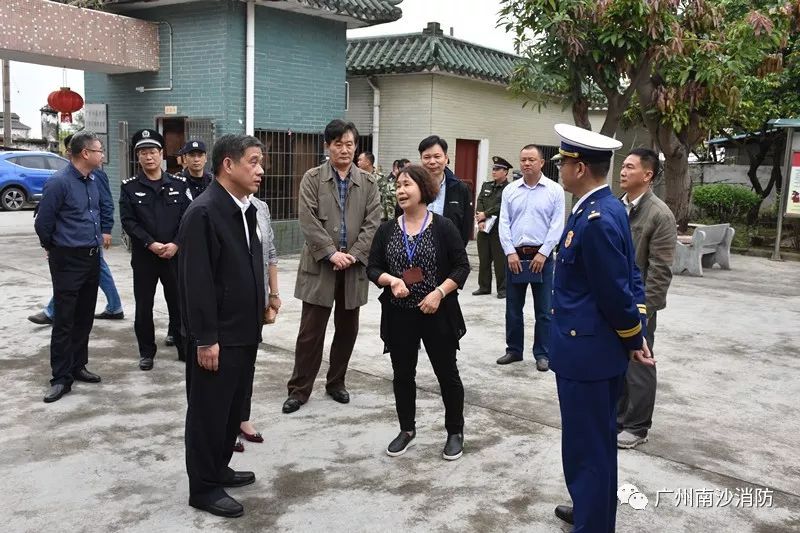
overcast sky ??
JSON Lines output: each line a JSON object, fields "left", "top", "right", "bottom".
{"left": 3, "top": 0, "right": 513, "bottom": 139}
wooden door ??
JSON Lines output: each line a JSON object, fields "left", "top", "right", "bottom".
{"left": 455, "top": 138, "right": 479, "bottom": 240}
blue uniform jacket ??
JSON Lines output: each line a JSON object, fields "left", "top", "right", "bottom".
{"left": 549, "top": 186, "right": 647, "bottom": 381}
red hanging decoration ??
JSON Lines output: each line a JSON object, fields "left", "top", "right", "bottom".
{"left": 47, "top": 87, "right": 84, "bottom": 123}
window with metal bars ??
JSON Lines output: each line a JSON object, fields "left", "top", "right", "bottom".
{"left": 254, "top": 130, "right": 373, "bottom": 220}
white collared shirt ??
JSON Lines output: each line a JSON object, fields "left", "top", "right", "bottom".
{"left": 228, "top": 191, "right": 251, "bottom": 249}
{"left": 621, "top": 191, "right": 644, "bottom": 216}
{"left": 572, "top": 184, "right": 609, "bottom": 214}
{"left": 498, "top": 174, "right": 565, "bottom": 257}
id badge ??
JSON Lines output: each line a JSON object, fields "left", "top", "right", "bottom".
{"left": 401, "top": 266, "right": 424, "bottom": 285}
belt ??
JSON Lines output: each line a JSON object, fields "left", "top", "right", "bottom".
{"left": 515, "top": 245, "right": 541, "bottom": 255}
{"left": 338, "top": 246, "right": 348, "bottom": 252}
{"left": 53, "top": 246, "right": 100, "bottom": 257}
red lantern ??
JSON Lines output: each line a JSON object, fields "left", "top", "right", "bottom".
{"left": 47, "top": 87, "right": 84, "bottom": 123}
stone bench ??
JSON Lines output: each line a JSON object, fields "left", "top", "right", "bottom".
{"left": 672, "top": 223, "right": 735, "bottom": 276}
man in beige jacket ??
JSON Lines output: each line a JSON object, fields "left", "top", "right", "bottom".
{"left": 617, "top": 147, "right": 676, "bottom": 448}
{"left": 283, "top": 119, "right": 382, "bottom": 414}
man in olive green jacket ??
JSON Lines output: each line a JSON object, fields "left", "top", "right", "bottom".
{"left": 283, "top": 119, "right": 382, "bottom": 414}
{"left": 617, "top": 148, "right": 677, "bottom": 449}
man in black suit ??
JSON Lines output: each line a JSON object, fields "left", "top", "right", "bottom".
{"left": 178, "top": 134, "right": 266, "bottom": 518}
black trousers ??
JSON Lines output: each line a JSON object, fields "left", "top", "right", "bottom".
{"left": 617, "top": 312, "right": 658, "bottom": 437}
{"left": 131, "top": 250, "right": 183, "bottom": 360}
{"left": 48, "top": 247, "right": 100, "bottom": 386}
{"left": 476, "top": 228, "right": 506, "bottom": 293}
{"left": 388, "top": 306, "right": 464, "bottom": 435}
{"left": 185, "top": 342, "right": 257, "bottom": 498}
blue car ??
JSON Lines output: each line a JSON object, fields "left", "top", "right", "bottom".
{"left": 0, "top": 151, "right": 69, "bottom": 211}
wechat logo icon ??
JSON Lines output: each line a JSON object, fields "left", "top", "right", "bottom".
{"left": 618, "top": 483, "right": 649, "bottom": 510}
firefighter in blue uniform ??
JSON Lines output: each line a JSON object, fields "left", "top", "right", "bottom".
{"left": 549, "top": 123, "right": 655, "bottom": 532}
{"left": 177, "top": 140, "right": 213, "bottom": 198}
{"left": 120, "top": 129, "right": 191, "bottom": 370}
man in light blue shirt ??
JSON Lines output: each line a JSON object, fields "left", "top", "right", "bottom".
{"left": 497, "top": 144, "right": 565, "bottom": 370}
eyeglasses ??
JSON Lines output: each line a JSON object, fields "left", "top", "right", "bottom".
{"left": 554, "top": 159, "right": 581, "bottom": 169}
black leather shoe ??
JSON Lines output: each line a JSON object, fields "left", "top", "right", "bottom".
{"left": 189, "top": 492, "right": 244, "bottom": 518}
{"left": 472, "top": 288, "right": 491, "bottom": 296}
{"left": 28, "top": 311, "right": 53, "bottom": 325}
{"left": 554, "top": 504, "right": 574, "bottom": 525}
{"left": 73, "top": 368, "right": 101, "bottom": 383}
{"left": 327, "top": 389, "right": 350, "bottom": 404}
{"left": 282, "top": 398, "right": 303, "bottom": 414}
{"left": 386, "top": 430, "right": 416, "bottom": 457}
{"left": 95, "top": 310, "right": 124, "bottom": 320}
{"left": 496, "top": 352, "right": 523, "bottom": 365}
{"left": 43, "top": 383, "right": 71, "bottom": 403}
{"left": 443, "top": 433, "right": 464, "bottom": 460}
{"left": 139, "top": 357, "right": 154, "bottom": 371}
{"left": 535, "top": 358, "right": 550, "bottom": 372}
{"left": 164, "top": 335, "right": 175, "bottom": 347}
{"left": 496, "top": 291, "right": 506, "bottom": 299}
{"left": 221, "top": 470, "right": 255, "bottom": 488}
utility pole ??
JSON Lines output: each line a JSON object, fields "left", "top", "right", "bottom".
{"left": 2, "top": 60, "right": 11, "bottom": 148}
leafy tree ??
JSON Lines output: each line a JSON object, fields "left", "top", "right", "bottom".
{"left": 499, "top": 0, "right": 794, "bottom": 227}
{"left": 717, "top": 30, "right": 800, "bottom": 223}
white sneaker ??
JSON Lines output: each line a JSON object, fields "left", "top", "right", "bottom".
{"left": 617, "top": 430, "right": 648, "bottom": 449}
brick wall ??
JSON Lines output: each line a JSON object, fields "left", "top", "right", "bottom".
{"left": 84, "top": 2, "right": 348, "bottom": 253}
{"left": 85, "top": 1, "right": 245, "bottom": 242}
{"left": 254, "top": 6, "right": 347, "bottom": 132}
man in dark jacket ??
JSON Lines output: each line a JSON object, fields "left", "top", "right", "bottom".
{"left": 120, "top": 129, "right": 190, "bottom": 369}
{"left": 398, "top": 136, "right": 474, "bottom": 246}
{"left": 616, "top": 148, "right": 676, "bottom": 449}
{"left": 178, "top": 134, "right": 266, "bottom": 518}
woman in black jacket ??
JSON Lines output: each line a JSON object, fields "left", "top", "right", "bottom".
{"left": 367, "top": 164, "right": 470, "bottom": 460}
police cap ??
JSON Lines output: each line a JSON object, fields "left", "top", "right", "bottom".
{"left": 132, "top": 129, "right": 164, "bottom": 152}
{"left": 178, "top": 140, "right": 207, "bottom": 155}
{"left": 492, "top": 156, "right": 513, "bottom": 170}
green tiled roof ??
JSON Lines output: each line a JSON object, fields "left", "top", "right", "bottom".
{"left": 100, "top": 0, "right": 402, "bottom": 27}
{"left": 297, "top": 0, "right": 402, "bottom": 25}
{"left": 347, "top": 23, "right": 518, "bottom": 83}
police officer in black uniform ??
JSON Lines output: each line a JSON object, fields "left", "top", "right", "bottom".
{"left": 177, "top": 140, "right": 213, "bottom": 198}
{"left": 120, "top": 129, "right": 190, "bottom": 370}
{"left": 473, "top": 156, "right": 511, "bottom": 298}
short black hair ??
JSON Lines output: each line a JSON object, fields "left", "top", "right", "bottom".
{"left": 63, "top": 134, "right": 73, "bottom": 150}
{"left": 324, "top": 119, "right": 359, "bottom": 145}
{"left": 628, "top": 147, "right": 660, "bottom": 178}
{"left": 520, "top": 144, "right": 543, "bottom": 158}
{"left": 69, "top": 131, "right": 100, "bottom": 157}
{"left": 360, "top": 151, "right": 375, "bottom": 165}
{"left": 398, "top": 164, "right": 439, "bottom": 205}
{"left": 585, "top": 160, "right": 611, "bottom": 179}
{"left": 418, "top": 135, "right": 448, "bottom": 155}
{"left": 212, "top": 134, "right": 265, "bottom": 176}
{"left": 398, "top": 158, "right": 410, "bottom": 168}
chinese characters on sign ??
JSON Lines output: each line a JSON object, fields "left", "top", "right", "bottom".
{"left": 654, "top": 487, "right": 774, "bottom": 508}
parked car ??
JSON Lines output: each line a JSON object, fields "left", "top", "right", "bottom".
{"left": 0, "top": 151, "right": 69, "bottom": 211}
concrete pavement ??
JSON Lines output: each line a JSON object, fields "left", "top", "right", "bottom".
{"left": 0, "top": 209, "right": 798, "bottom": 532}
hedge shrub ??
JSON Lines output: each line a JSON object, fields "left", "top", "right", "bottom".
{"left": 692, "top": 183, "right": 761, "bottom": 223}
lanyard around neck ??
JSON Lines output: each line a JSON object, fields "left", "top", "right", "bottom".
{"left": 401, "top": 210, "right": 430, "bottom": 266}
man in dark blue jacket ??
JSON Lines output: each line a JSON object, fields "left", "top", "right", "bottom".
{"left": 34, "top": 131, "right": 110, "bottom": 403}
{"left": 29, "top": 136, "right": 124, "bottom": 325}
{"left": 549, "top": 123, "right": 654, "bottom": 532}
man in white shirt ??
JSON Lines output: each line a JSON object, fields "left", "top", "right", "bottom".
{"left": 497, "top": 144, "right": 565, "bottom": 370}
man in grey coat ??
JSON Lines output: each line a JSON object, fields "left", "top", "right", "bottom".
{"left": 282, "top": 119, "right": 382, "bottom": 414}
{"left": 617, "top": 147, "right": 677, "bottom": 448}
